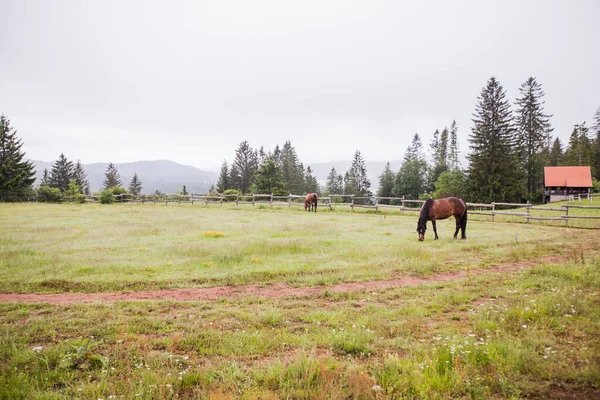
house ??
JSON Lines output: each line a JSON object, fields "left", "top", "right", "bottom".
{"left": 544, "top": 166, "right": 592, "bottom": 203}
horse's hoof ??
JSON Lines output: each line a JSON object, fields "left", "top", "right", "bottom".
{"left": 418, "top": 238, "right": 424, "bottom": 242}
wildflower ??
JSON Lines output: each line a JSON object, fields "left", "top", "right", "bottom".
{"left": 32, "top": 346, "right": 43, "bottom": 352}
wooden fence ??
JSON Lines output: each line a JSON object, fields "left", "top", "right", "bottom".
{"left": 82, "top": 193, "right": 600, "bottom": 227}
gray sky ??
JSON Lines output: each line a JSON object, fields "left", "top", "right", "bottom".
{"left": 1, "top": 0, "right": 599, "bottom": 171}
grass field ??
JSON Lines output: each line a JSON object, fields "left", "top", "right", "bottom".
{"left": 1, "top": 203, "right": 599, "bottom": 399}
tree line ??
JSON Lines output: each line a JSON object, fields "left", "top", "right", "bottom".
{"left": 1, "top": 75, "right": 599, "bottom": 204}
{"left": 376, "top": 77, "right": 600, "bottom": 203}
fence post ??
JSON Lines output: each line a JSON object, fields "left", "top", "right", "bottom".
{"left": 526, "top": 201, "right": 531, "bottom": 223}
{"left": 236, "top": 194, "right": 239, "bottom": 207}
{"left": 491, "top": 204, "right": 495, "bottom": 222}
{"left": 252, "top": 194, "right": 255, "bottom": 207}
{"left": 351, "top": 195, "right": 354, "bottom": 212}
{"left": 288, "top": 193, "right": 292, "bottom": 207}
{"left": 401, "top": 196, "right": 405, "bottom": 214}
{"left": 565, "top": 204, "right": 569, "bottom": 226}
{"left": 270, "top": 193, "right": 273, "bottom": 208}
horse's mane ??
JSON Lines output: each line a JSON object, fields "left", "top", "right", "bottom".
{"left": 419, "top": 198, "right": 433, "bottom": 220}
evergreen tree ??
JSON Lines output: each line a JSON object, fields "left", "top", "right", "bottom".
{"left": 216, "top": 160, "right": 230, "bottom": 192}
{"left": 336, "top": 174, "right": 344, "bottom": 196}
{"left": 430, "top": 127, "right": 449, "bottom": 189}
{"left": 0, "top": 115, "right": 36, "bottom": 201}
{"left": 326, "top": 167, "right": 341, "bottom": 194}
{"left": 280, "top": 141, "right": 302, "bottom": 193}
{"left": 49, "top": 153, "right": 75, "bottom": 192}
{"left": 103, "top": 162, "right": 122, "bottom": 189}
{"left": 592, "top": 107, "right": 600, "bottom": 180}
{"left": 73, "top": 160, "right": 90, "bottom": 195}
{"left": 304, "top": 166, "right": 319, "bottom": 194}
{"left": 40, "top": 168, "right": 49, "bottom": 186}
{"left": 514, "top": 77, "right": 553, "bottom": 201}
{"left": 564, "top": 123, "right": 593, "bottom": 169}
{"left": 272, "top": 144, "right": 282, "bottom": 166}
{"left": 231, "top": 140, "right": 258, "bottom": 193}
{"left": 377, "top": 162, "right": 395, "bottom": 204}
{"left": 181, "top": 185, "right": 188, "bottom": 195}
{"left": 255, "top": 156, "right": 284, "bottom": 194}
{"left": 129, "top": 173, "right": 142, "bottom": 196}
{"left": 393, "top": 134, "right": 429, "bottom": 199}
{"left": 549, "top": 137, "right": 563, "bottom": 166}
{"left": 467, "top": 77, "right": 522, "bottom": 203}
{"left": 449, "top": 120, "right": 460, "bottom": 170}
{"left": 345, "top": 150, "right": 371, "bottom": 202}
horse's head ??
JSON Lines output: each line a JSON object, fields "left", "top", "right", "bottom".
{"left": 417, "top": 217, "right": 427, "bottom": 241}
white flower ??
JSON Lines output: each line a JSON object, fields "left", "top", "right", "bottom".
{"left": 522, "top": 324, "right": 527, "bottom": 329}
{"left": 32, "top": 346, "right": 43, "bottom": 352}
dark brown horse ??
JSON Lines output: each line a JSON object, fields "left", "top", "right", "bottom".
{"left": 304, "top": 193, "right": 318, "bottom": 212}
{"left": 417, "top": 197, "right": 467, "bottom": 241}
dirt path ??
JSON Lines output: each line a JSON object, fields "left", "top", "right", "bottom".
{"left": 0, "top": 258, "right": 561, "bottom": 305}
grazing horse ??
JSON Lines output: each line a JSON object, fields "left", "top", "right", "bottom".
{"left": 304, "top": 193, "right": 318, "bottom": 212}
{"left": 417, "top": 197, "right": 467, "bottom": 241}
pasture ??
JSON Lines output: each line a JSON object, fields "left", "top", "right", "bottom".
{"left": 0, "top": 203, "right": 599, "bottom": 399}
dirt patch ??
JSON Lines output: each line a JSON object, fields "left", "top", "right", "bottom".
{"left": 0, "top": 256, "right": 571, "bottom": 305}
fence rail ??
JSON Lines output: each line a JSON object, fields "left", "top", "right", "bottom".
{"left": 77, "top": 192, "right": 600, "bottom": 228}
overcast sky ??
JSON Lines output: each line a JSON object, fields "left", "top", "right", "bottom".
{"left": 1, "top": 0, "right": 599, "bottom": 171}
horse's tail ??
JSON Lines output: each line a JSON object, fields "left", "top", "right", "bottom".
{"left": 313, "top": 193, "right": 318, "bottom": 212}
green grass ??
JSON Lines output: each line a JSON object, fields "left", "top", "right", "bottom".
{"left": 1, "top": 202, "right": 598, "bottom": 293}
{"left": 0, "top": 203, "right": 599, "bottom": 398}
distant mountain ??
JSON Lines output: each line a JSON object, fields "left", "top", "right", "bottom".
{"left": 308, "top": 160, "right": 403, "bottom": 192}
{"left": 30, "top": 159, "right": 217, "bottom": 194}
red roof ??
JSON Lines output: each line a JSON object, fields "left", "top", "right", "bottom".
{"left": 544, "top": 166, "right": 593, "bottom": 187}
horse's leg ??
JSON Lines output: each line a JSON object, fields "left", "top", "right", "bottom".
{"left": 453, "top": 215, "right": 460, "bottom": 239}
{"left": 432, "top": 219, "right": 439, "bottom": 240}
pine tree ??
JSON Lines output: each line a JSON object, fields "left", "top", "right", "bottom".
{"left": 73, "top": 160, "right": 90, "bottom": 195}
{"left": 255, "top": 156, "right": 284, "bottom": 194}
{"left": 280, "top": 141, "right": 302, "bottom": 193}
{"left": 326, "top": 167, "right": 343, "bottom": 194}
{"left": 103, "top": 162, "right": 122, "bottom": 189}
{"left": 49, "top": 153, "right": 75, "bottom": 192}
{"left": 467, "top": 77, "right": 522, "bottom": 203}
{"left": 592, "top": 107, "right": 600, "bottom": 180}
{"left": 514, "top": 77, "right": 553, "bottom": 201}
{"left": 129, "top": 173, "right": 143, "bottom": 196}
{"left": 393, "top": 134, "right": 429, "bottom": 199}
{"left": 564, "top": 123, "right": 593, "bottom": 168}
{"left": 216, "top": 160, "right": 230, "bottom": 192}
{"left": 549, "top": 137, "right": 563, "bottom": 166}
{"left": 40, "top": 168, "right": 49, "bottom": 186}
{"left": 430, "top": 127, "right": 449, "bottom": 189}
{"left": 182, "top": 185, "right": 188, "bottom": 195}
{"left": 377, "top": 162, "right": 395, "bottom": 204}
{"left": 0, "top": 115, "right": 36, "bottom": 201}
{"left": 304, "top": 166, "right": 319, "bottom": 194}
{"left": 449, "top": 120, "right": 460, "bottom": 170}
{"left": 231, "top": 140, "right": 258, "bottom": 193}
{"left": 345, "top": 150, "right": 371, "bottom": 202}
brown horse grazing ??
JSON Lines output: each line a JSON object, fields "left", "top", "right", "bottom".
{"left": 304, "top": 193, "right": 318, "bottom": 212}
{"left": 417, "top": 197, "right": 467, "bottom": 241}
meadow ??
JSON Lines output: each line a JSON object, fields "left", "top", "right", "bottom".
{"left": 0, "top": 202, "right": 599, "bottom": 399}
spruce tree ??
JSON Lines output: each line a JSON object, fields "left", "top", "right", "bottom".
{"left": 103, "top": 162, "right": 122, "bottom": 189}
{"left": 592, "top": 107, "right": 600, "bottom": 180}
{"left": 49, "top": 153, "right": 75, "bottom": 192}
{"left": 514, "top": 77, "right": 553, "bottom": 201}
{"left": 216, "top": 160, "right": 230, "bottom": 192}
{"left": 129, "top": 173, "right": 143, "bottom": 196}
{"left": 73, "top": 160, "right": 90, "bottom": 195}
{"left": 326, "top": 167, "right": 344, "bottom": 195}
{"left": 0, "top": 115, "right": 36, "bottom": 201}
{"left": 564, "top": 123, "right": 593, "bottom": 168}
{"left": 40, "top": 168, "right": 49, "bottom": 186}
{"left": 377, "top": 162, "right": 395, "bottom": 204}
{"left": 345, "top": 150, "right": 371, "bottom": 202}
{"left": 304, "top": 166, "right": 319, "bottom": 194}
{"left": 467, "top": 77, "right": 522, "bottom": 203}
{"left": 393, "top": 134, "right": 429, "bottom": 199}
{"left": 449, "top": 120, "right": 460, "bottom": 170}
{"left": 255, "top": 156, "right": 284, "bottom": 194}
{"left": 182, "top": 185, "right": 188, "bottom": 195}
{"left": 430, "top": 127, "right": 449, "bottom": 189}
{"left": 280, "top": 141, "right": 302, "bottom": 193}
{"left": 549, "top": 137, "right": 563, "bottom": 166}
{"left": 231, "top": 140, "right": 258, "bottom": 193}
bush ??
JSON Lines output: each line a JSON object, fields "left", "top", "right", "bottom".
{"left": 222, "top": 189, "right": 242, "bottom": 201}
{"left": 36, "top": 186, "right": 63, "bottom": 203}
{"left": 99, "top": 186, "right": 128, "bottom": 204}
